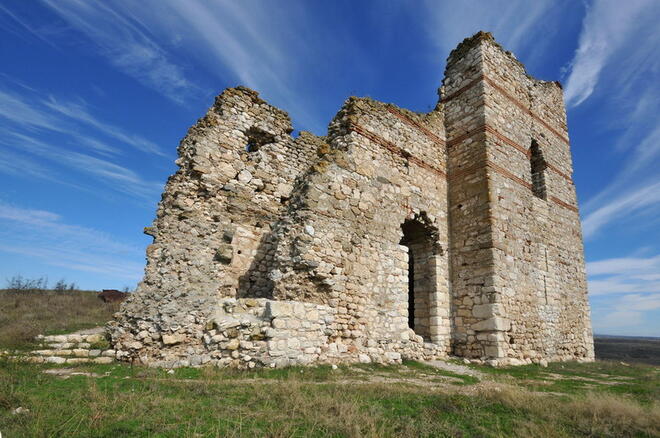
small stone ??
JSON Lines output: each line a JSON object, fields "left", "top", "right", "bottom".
{"left": 225, "top": 339, "right": 240, "bottom": 350}
{"left": 162, "top": 334, "right": 185, "bottom": 345}
{"left": 12, "top": 407, "right": 30, "bottom": 415}
{"left": 358, "top": 354, "right": 371, "bottom": 364}
{"left": 237, "top": 169, "right": 252, "bottom": 183}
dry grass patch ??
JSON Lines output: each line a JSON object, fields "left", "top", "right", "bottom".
{"left": 0, "top": 289, "right": 119, "bottom": 349}
{"left": 483, "top": 384, "right": 660, "bottom": 437}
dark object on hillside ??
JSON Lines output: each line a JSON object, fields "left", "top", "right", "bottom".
{"left": 98, "top": 290, "right": 128, "bottom": 303}
{"left": 594, "top": 336, "right": 660, "bottom": 366}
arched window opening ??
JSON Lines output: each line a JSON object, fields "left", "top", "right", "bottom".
{"left": 530, "top": 140, "right": 547, "bottom": 200}
{"left": 400, "top": 217, "right": 437, "bottom": 340}
{"left": 244, "top": 126, "right": 275, "bottom": 153}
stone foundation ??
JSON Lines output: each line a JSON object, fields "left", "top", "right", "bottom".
{"left": 111, "top": 298, "right": 446, "bottom": 369}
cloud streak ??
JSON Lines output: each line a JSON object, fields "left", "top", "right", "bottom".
{"left": 582, "top": 181, "right": 660, "bottom": 239}
{"left": 40, "top": 0, "right": 360, "bottom": 133}
{"left": 419, "top": 0, "right": 566, "bottom": 70}
{"left": 42, "top": 0, "right": 196, "bottom": 104}
{"left": 0, "top": 202, "right": 144, "bottom": 281}
{"left": 0, "top": 130, "right": 163, "bottom": 201}
{"left": 562, "top": 0, "right": 654, "bottom": 107}
{"left": 587, "top": 253, "right": 660, "bottom": 296}
{"left": 588, "top": 253, "right": 660, "bottom": 335}
{"left": 569, "top": 1, "right": 660, "bottom": 240}
{"left": 42, "top": 96, "right": 165, "bottom": 157}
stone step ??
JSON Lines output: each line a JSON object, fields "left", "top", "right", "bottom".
{"left": 38, "top": 333, "right": 105, "bottom": 344}
{"left": 41, "top": 342, "right": 92, "bottom": 350}
{"left": 31, "top": 349, "right": 103, "bottom": 358}
{"left": 10, "top": 355, "right": 114, "bottom": 365}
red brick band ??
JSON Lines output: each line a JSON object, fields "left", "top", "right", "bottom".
{"left": 447, "top": 162, "right": 483, "bottom": 181}
{"left": 546, "top": 163, "right": 573, "bottom": 182}
{"left": 549, "top": 196, "right": 579, "bottom": 213}
{"left": 447, "top": 124, "right": 573, "bottom": 184}
{"left": 442, "top": 75, "right": 570, "bottom": 145}
{"left": 442, "top": 76, "right": 482, "bottom": 103}
{"left": 483, "top": 77, "right": 570, "bottom": 145}
{"left": 484, "top": 125, "right": 530, "bottom": 157}
{"left": 486, "top": 161, "right": 535, "bottom": 190}
{"left": 350, "top": 123, "right": 447, "bottom": 179}
{"left": 351, "top": 122, "right": 576, "bottom": 213}
{"left": 385, "top": 107, "right": 446, "bottom": 146}
{"left": 447, "top": 124, "right": 487, "bottom": 148}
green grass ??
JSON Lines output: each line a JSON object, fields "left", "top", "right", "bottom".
{"left": 470, "top": 360, "right": 660, "bottom": 404}
{"left": 1, "top": 358, "right": 658, "bottom": 438}
{"left": 1, "top": 289, "right": 659, "bottom": 437}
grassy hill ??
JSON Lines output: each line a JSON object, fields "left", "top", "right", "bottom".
{"left": 0, "top": 288, "right": 119, "bottom": 349}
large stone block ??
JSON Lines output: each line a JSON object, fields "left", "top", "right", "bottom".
{"left": 472, "top": 317, "right": 510, "bottom": 332}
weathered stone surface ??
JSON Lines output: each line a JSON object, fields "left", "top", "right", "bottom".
{"left": 162, "top": 334, "right": 186, "bottom": 345}
{"left": 107, "top": 31, "right": 594, "bottom": 369}
{"left": 472, "top": 318, "right": 510, "bottom": 332}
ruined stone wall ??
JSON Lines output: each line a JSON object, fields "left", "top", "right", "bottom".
{"left": 268, "top": 96, "right": 452, "bottom": 357}
{"left": 110, "top": 31, "right": 593, "bottom": 368}
{"left": 110, "top": 87, "right": 325, "bottom": 362}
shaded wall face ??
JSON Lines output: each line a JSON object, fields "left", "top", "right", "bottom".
{"left": 119, "top": 88, "right": 322, "bottom": 331}
{"left": 270, "top": 98, "right": 452, "bottom": 351}
{"left": 479, "top": 40, "right": 593, "bottom": 361}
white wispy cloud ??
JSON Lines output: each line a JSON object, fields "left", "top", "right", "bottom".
{"left": 0, "top": 145, "right": 59, "bottom": 181}
{"left": 120, "top": 0, "right": 329, "bottom": 132}
{"left": 42, "top": 96, "right": 165, "bottom": 157}
{"left": 591, "top": 293, "right": 660, "bottom": 336}
{"left": 587, "top": 253, "right": 660, "bottom": 296}
{"left": 564, "top": 0, "right": 659, "bottom": 107}
{"left": 0, "top": 202, "right": 144, "bottom": 281}
{"left": 0, "top": 86, "right": 166, "bottom": 156}
{"left": 588, "top": 253, "right": 660, "bottom": 335}
{"left": 41, "top": 0, "right": 196, "bottom": 104}
{"left": 568, "top": 1, "right": 660, "bottom": 239}
{"left": 0, "top": 88, "right": 66, "bottom": 133}
{"left": 40, "top": 0, "right": 352, "bottom": 133}
{"left": 582, "top": 180, "right": 660, "bottom": 239}
{"left": 0, "top": 130, "right": 163, "bottom": 200}
{"left": 419, "top": 0, "right": 567, "bottom": 70}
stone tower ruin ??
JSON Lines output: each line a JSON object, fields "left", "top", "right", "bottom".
{"left": 109, "top": 32, "right": 595, "bottom": 368}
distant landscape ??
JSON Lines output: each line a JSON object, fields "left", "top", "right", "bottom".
{"left": 594, "top": 336, "right": 660, "bottom": 366}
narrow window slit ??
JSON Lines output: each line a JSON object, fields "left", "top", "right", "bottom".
{"left": 529, "top": 139, "right": 547, "bottom": 200}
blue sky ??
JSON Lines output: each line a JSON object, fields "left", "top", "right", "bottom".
{"left": 0, "top": 0, "right": 658, "bottom": 337}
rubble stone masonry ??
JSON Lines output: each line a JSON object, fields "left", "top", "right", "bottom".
{"left": 108, "top": 32, "right": 594, "bottom": 368}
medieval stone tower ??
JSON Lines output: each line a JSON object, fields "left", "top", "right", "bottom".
{"left": 109, "top": 32, "right": 594, "bottom": 368}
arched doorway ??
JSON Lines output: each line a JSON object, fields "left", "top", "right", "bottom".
{"left": 400, "top": 216, "right": 438, "bottom": 340}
